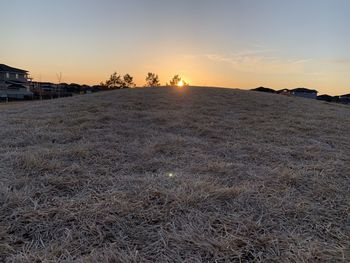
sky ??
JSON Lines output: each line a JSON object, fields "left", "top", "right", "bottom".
{"left": 1, "top": 0, "right": 349, "bottom": 95}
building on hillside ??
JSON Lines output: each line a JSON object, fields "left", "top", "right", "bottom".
{"left": 277, "top": 89, "right": 291, "bottom": 96}
{"left": 0, "top": 64, "right": 33, "bottom": 100}
{"left": 339, "top": 94, "right": 350, "bottom": 104}
{"left": 317, "top": 94, "right": 340, "bottom": 103}
{"left": 251, "top": 86, "right": 276, "bottom": 93}
{"left": 291, "top": 88, "right": 318, "bottom": 99}
{"left": 30, "top": 82, "right": 73, "bottom": 99}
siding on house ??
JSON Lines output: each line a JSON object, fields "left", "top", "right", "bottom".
{"left": 5, "top": 72, "right": 27, "bottom": 82}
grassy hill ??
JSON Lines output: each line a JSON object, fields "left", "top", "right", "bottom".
{"left": 1, "top": 87, "right": 349, "bottom": 262}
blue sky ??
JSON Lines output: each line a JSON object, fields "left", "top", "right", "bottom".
{"left": 1, "top": 0, "right": 349, "bottom": 94}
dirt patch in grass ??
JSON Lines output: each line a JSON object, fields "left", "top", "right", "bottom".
{"left": 0, "top": 87, "right": 349, "bottom": 262}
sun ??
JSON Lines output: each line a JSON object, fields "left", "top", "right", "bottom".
{"left": 177, "top": 80, "right": 184, "bottom": 87}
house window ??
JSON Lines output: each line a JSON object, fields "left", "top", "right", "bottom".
{"left": 16, "top": 74, "right": 19, "bottom": 79}
{"left": 6, "top": 73, "right": 9, "bottom": 78}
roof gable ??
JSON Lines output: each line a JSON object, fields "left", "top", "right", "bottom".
{"left": 0, "top": 64, "right": 28, "bottom": 73}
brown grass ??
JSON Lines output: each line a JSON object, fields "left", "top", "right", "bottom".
{"left": 0, "top": 87, "right": 349, "bottom": 262}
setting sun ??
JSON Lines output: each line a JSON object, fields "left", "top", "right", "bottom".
{"left": 177, "top": 80, "right": 184, "bottom": 87}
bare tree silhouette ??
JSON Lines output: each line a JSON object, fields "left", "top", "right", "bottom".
{"left": 122, "top": 74, "right": 136, "bottom": 88}
{"left": 145, "top": 72, "right": 161, "bottom": 87}
{"left": 56, "top": 72, "right": 62, "bottom": 98}
{"left": 102, "top": 72, "right": 123, "bottom": 89}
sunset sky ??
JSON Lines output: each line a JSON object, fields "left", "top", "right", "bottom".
{"left": 1, "top": 0, "right": 349, "bottom": 95}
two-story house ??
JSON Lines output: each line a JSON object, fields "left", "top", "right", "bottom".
{"left": 0, "top": 64, "right": 33, "bottom": 100}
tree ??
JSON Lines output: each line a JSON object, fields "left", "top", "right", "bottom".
{"left": 56, "top": 72, "right": 63, "bottom": 98}
{"left": 122, "top": 74, "right": 136, "bottom": 88}
{"left": 103, "top": 72, "right": 123, "bottom": 89}
{"left": 145, "top": 72, "right": 161, "bottom": 87}
{"left": 169, "top": 75, "right": 181, "bottom": 86}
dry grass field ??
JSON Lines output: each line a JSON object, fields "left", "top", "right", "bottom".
{"left": 0, "top": 87, "right": 349, "bottom": 262}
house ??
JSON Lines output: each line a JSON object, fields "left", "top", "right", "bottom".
{"left": 0, "top": 64, "right": 33, "bottom": 100}
{"left": 339, "top": 94, "right": 350, "bottom": 104}
{"left": 291, "top": 88, "right": 318, "bottom": 99}
{"left": 30, "top": 82, "right": 72, "bottom": 99}
{"left": 317, "top": 94, "right": 340, "bottom": 103}
{"left": 277, "top": 89, "right": 291, "bottom": 96}
{"left": 251, "top": 87, "right": 276, "bottom": 93}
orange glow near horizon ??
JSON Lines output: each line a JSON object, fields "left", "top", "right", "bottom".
{"left": 2, "top": 55, "right": 349, "bottom": 96}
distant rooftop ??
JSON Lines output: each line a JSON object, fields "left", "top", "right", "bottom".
{"left": 0, "top": 64, "right": 28, "bottom": 73}
{"left": 251, "top": 86, "right": 276, "bottom": 93}
{"left": 291, "top": 88, "right": 318, "bottom": 93}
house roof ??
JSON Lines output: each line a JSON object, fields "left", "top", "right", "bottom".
{"left": 8, "top": 84, "right": 28, "bottom": 89}
{"left": 5, "top": 80, "right": 27, "bottom": 85}
{"left": 0, "top": 64, "right": 28, "bottom": 73}
{"left": 251, "top": 86, "right": 276, "bottom": 93}
{"left": 291, "top": 88, "right": 318, "bottom": 93}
